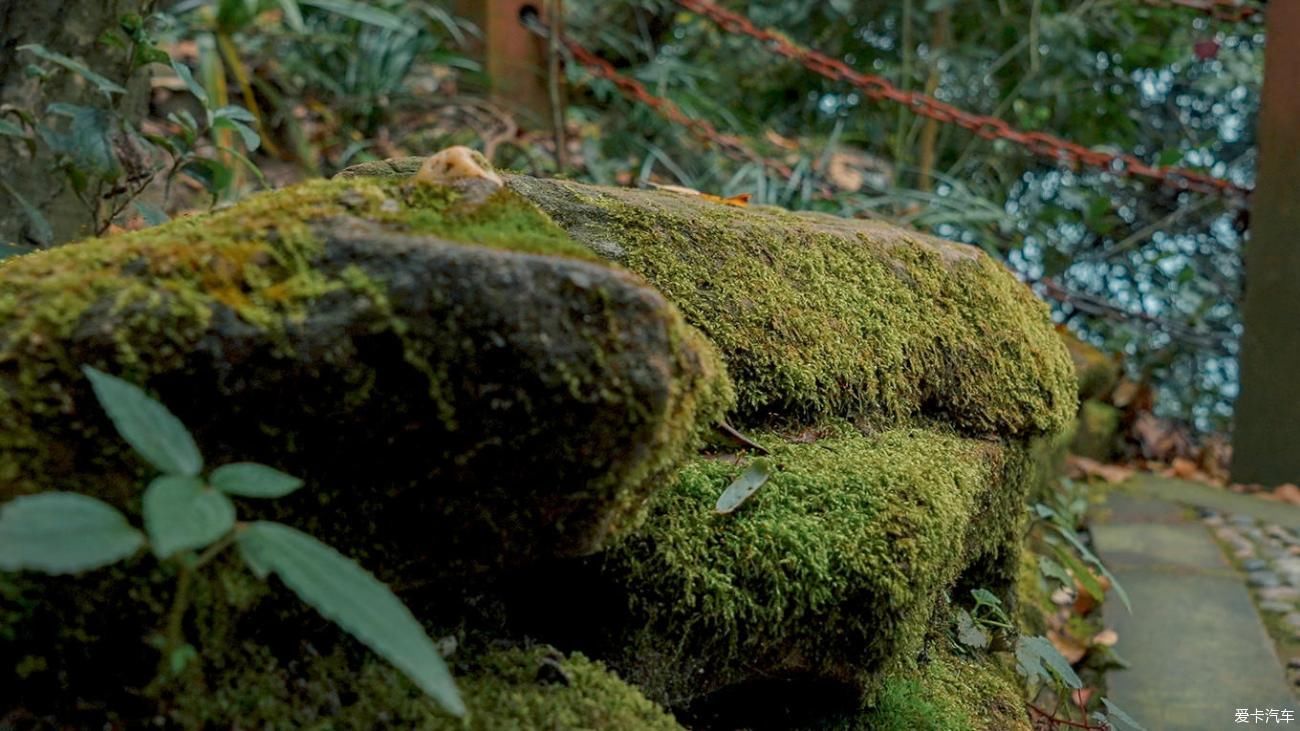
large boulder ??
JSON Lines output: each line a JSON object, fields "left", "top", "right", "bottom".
{"left": 342, "top": 158, "right": 1076, "bottom": 439}
{"left": 0, "top": 177, "right": 731, "bottom": 572}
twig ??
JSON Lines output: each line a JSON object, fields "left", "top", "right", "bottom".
{"left": 546, "top": 0, "right": 568, "bottom": 172}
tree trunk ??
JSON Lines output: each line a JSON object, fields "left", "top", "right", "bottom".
{"left": 0, "top": 0, "right": 147, "bottom": 246}
{"left": 1232, "top": 1, "right": 1300, "bottom": 485}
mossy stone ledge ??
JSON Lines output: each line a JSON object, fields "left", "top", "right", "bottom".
{"left": 511, "top": 420, "right": 1034, "bottom": 723}
{"left": 0, "top": 176, "right": 732, "bottom": 571}
{"left": 339, "top": 158, "right": 1076, "bottom": 437}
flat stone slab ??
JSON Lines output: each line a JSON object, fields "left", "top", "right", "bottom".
{"left": 1096, "top": 491, "right": 1294, "bottom": 730}
{"left": 1121, "top": 474, "right": 1300, "bottom": 530}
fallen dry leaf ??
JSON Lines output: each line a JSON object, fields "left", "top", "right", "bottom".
{"left": 699, "top": 192, "right": 751, "bottom": 208}
{"left": 764, "top": 130, "right": 799, "bottom": 150}
{"left": 1066, "top": 455, "right": 1135, "bottom": 484}
{"left": 1169, "top": 456, "right": 1198, "bottom": 479}
{"left": 1271, "top": 483, "right": 1300, "bottom": 506}
{"left": 1048, "top": 629, "right": 1088, "bottom": 664}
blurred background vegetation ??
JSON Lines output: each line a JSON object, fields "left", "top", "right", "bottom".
{"left": 0, "top": 0, "right": 1262, "bottom": 433}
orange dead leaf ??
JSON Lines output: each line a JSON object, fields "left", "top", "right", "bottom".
{"left": 1066, "top": 455, "right": 1134, "bottom": 484}
{"left": 1048, "top": 629, "right": 1088, "bottom": 665}
{"left": 699, "top": 192, "right": 751, "bottom": 207}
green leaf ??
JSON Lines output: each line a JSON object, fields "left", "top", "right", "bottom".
{"left": 0, "top": 493, "right": 143, "bottom": 574}
{"left": 170, "top": 60, "right": 209, "bottom": 107}
{"left": 970, "top": 588, "right": 1002, "bottom": 608}
{"left": 0, "top": 119, "right": 26, "bottom": 138}
{"left": 1015, "top": 635, "right": 1083, "bottom": 690}
{"left": 0, "top": 243, "right": 38, "bottom": 261}
{"left": 182, "top": 157, "right": 233, "bottom": 196}
{"left": 82, "top": 366, "right": 204, "bottom": 476}
{"left": 213, "top": 116, "right": 260, "bottom": 151}
{"left": 277, "top": 0, "right": 306, "bottom": 31}
{"left": 237, "top": 522, "right": 465, "bottom": 716}
{"left": 1052, "top": 544, "right": 1105, "bottom": 602}
{"left": 133, "top": 201, "right": 170, "bottom": 226}
{"left": 40, "top": 103, "right": 121, "bottom": 180}
{"left": 1102, "top": 697, "right": 1148, "bottom": 731}
{"left": 715, "top": 458, "right": 773, "bottom": 514}
{"left": 299, "top": 0, "right": 407, "bottom": 30}
{"left": 169, "top": 643, "right": 199, "bottom": 675}
{"left": 955, "top": 609, "right": 989, "bottom": 649}
{"left": 1037, "top": 555, "right": 1073, "bottom": 589}
{"left": 1053, "top": 525, "right": 1132, "bottom": 612}
{"left": 143, "top": 475, "right": 235, "bottom": 559}
{"left": 0, "top": 181, "right": 53, "bottom": 246}
{"left": 211, "top": 463, "right": 304, "bottom": 499}
{"left": 19, "top": 44, "right": 127, "bottom": 97}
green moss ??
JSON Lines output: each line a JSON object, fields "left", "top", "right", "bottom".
{"left": 169, "top": 644, "right": 683, "bottom": 730}
{"left": 594, "top": 420, "right": 1031, "bottom": 703}
{"left": 504, "top": 175, "right": 1076, "bottom": 438}
{"left": 855, "top": 651, "right": 1030, "bottom": 731}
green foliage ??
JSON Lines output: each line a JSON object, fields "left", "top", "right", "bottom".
{"left": 0, "top": 493, "right": 145, "bottom": 574}
{"left": 83, "top": 365, "right": 203, "bottom": 476}
{"left": 0, "top": 368, "right": 464, "bottom": 717}
{"left": 5, "top": 14, "right": 264, "bottom": 239}
{"left": 142, "top": 475, "right": 235, "bottom": 559}
{"left": 210, "top": 463, "right": 303, "bottom": 498}
{"left": 1016, "top": 634, "right": 1082, "bottom": 690}
{"left": 17, "top": 44, "right": 128, "bottom": 97}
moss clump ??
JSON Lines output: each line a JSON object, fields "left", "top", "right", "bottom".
{"left": 501, "top": 175, "right": 1076, "bottom": 438}
{"left": 584, "top": 420, "right": 1030, "bottom": 704}
{"left": 852, "top": 651, "right": 1030, "bottom": 731}
{"left": 168, "top": 644, "right": 683, "bottom": 730}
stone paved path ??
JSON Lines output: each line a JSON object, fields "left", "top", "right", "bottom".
{"left": 1095, "top": 487, "right": 1294, "bottom": 731}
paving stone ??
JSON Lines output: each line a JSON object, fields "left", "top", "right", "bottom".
{"left": 1096, "top": 491, "right": 1293, "bottom": 731}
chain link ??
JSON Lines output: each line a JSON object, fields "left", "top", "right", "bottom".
{"left": 559, "top": 37, "right": 798, "bottom": 180}
{"left": 673, "top": 0, "right": 1252, "bottom": 200}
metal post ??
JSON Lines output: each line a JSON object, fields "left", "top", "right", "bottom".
{"left": 457, "top": 0, "right": 554, "bottom": 129}
{"left": 1232, "top": 2, "right": 1300, "bottom": 484}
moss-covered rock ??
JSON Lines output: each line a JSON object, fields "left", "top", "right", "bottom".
{"left": 0, "top": 177, "right": 732, "bottom": 570}
{"left": 1072, "top": 399, "right": 1121, "bottom": 461}
{"left": 1057, "top": 326, "right": 1120, "bottom": 402}
{"left": 517, "top": 420, "right": 1032, "bottom": 713}
{"left": 339, "top": 159, "right": 1076, "bottom": 438}
{"left": 849, "top": 651, "right": 1030, "bottom": 731}
{"left": 169, "top": 643, "right": 684, "bottom": 730}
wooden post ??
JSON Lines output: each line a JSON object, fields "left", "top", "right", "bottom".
{"left": 1231, "top": 2, "right": 1300, "bottom": 484}
{"left": 457, "top": 0, "right": 554, "bottom": 129}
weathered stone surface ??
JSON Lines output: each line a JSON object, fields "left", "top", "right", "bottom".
{"left": 0, "top": 178, "right": 732, "bottom": 569}
{"left": 1058, "top": 326, "right": 1121, "bottom": 402}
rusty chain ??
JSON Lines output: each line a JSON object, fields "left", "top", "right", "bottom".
{"left": 672, "top": 0, "right": 1252, "bottom": 200}
{"left": 559, "top": 39, "right": 798, "bottom": 180}
{"left": 1140, "top": 0, "right": 1263, "bottom": 23}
